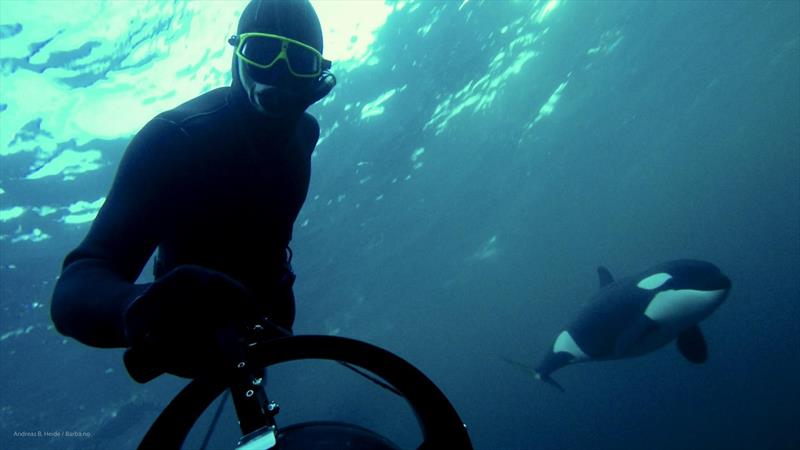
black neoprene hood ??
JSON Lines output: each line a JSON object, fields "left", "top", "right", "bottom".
{"left": 231, "top": 0, "right": 324, "bottom": 92}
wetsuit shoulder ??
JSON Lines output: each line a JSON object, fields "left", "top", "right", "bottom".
{"left": 295, "top": 112, "right": 320, "bottom": 157}
{"left": 156, "top": 87, "right": 232, "bottom": 134}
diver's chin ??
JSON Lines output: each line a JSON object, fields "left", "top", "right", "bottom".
{"left": 250, "top": 100, "right": 286, "bottom": 118}
{"left": 250, "top": 84, "right": 301, "bottom": 119}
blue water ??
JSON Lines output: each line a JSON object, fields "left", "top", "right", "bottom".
{"left": 1, "top": 1, "right": 798, "bottom": 449}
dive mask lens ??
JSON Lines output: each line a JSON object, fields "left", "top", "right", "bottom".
{"left": 238, "top": 34, "right": 323, "bottom": 77}
{"left": 285, "top": 43, "right": 321, "bottom": 76}
{"left": 241, "top": 35, "right": 282, "bottom": 67}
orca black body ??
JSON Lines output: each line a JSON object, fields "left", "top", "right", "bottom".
{"left": 510, "top": 260, "right": 731, "bottom": 391}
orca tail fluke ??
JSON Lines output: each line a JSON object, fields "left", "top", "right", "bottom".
{"left": 499, "top": 356, "right": 565, "bottom": 393}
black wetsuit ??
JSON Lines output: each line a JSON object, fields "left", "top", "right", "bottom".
{"left": 51, "top": 86, "right": 319, "bottom": 348}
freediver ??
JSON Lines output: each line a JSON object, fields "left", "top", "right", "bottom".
{"left": 50, "top": 0, "right": 336, "bottom": 381}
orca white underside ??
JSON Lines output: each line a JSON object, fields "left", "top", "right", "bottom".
{"left": 628, "top": 288, "right": 726, "bottom": 355}
{"left": 644, "top": 288, "right": 726, "bottom": 328}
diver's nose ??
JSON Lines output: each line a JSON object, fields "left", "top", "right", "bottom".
{"left": 246, "top": 58, "right": 293, "bottom": 86}
{"left": 269, "top": 59, "right": 293, "bottom": 83}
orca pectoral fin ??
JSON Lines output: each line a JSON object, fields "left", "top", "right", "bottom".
{"left": 499, "top": 356, "right": 566, "bottom": 393}
{"left": 614, "top": 315, "right": 659, "bottom": 358}
{"left": 677, "top": 325, "right": 708, "bottom": 364}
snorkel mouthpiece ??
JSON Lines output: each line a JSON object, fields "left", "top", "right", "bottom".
{"left": 247, "top": 71, "right": 335, "bottom": 117}
{"left": 305, "top": 70, "right": 336, "bottom": 104}
{"left": 251, "top": 84, "right": 295, "bottom": 117}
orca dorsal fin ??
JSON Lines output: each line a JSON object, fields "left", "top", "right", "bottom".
{"left": 597, "top": 266, "right": 614, "bottom": 288}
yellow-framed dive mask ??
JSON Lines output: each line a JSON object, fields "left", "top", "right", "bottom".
{"left": 229, "top": 32, "right": 331, "bottom": 79}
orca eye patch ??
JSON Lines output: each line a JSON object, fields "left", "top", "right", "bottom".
{"left": 637, "top": 273, "right": 672, "bottom": 290}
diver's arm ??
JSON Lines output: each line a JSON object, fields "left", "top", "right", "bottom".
{"left": 51, "top": 118, "right": 186, "bottom": 348}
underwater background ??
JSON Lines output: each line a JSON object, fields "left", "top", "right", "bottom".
{"left": 1, "top": 0, "right": 798, "bottom": 449}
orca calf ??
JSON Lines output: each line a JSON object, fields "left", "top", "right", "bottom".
{"left": 506, "top": 259, "right": 731, "bottom": 392}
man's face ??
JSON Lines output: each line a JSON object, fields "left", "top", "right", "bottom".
{"left": 237, "top": 57, "right": 313, "bottom": 118}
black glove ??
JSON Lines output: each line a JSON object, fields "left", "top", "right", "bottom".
{"left": 123, "top": 265, "right": 263, "bottom": 382}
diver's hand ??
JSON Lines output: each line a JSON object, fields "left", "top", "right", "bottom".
{"left": 122, "top": 265, "right": 262, "bottom": 382}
